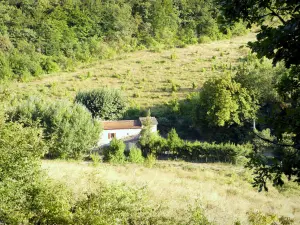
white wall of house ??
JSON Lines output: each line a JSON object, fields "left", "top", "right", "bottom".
{"left": 150, "top": 125, "right": 157, "bottom": 133}
{"left": 98, "top": 128, "right": 142, "bottom": 147}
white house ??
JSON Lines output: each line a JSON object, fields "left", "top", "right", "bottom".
{"left": 97, "top": 117, "right": 158, "bottom": 148}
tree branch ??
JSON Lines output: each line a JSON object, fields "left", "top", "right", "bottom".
{"left": 253, "top": 130, "right": 300, "bottom": 158}
{"left": 266, "top": 6, "right": 286, "bottom": 24}
{"left": 254, "top": 131, "right": 293, "bottom": 148}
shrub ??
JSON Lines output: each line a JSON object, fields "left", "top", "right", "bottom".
{"left": 0, "top": 115, "right": 72, "bottom": 224}
{"left": 0, "top": 51, "right": 13, "bottom": 80}
{"left": 103, "top": 138, "right": 126, "bottom": 163}
{"left": 72, "top": 183, "right": 160, "bottom": 224}
{"left": 140, "top": 131, "right": 166, "bottom": 156}
{"left": 167, "top": 128, "right": 184, "bottom": 155}
{"left": 90, "top": 152, "right": 102, "bottom": 166}
{"left": 9, "top": 97, "right": 101, "bottom": 159}
{"left": 178, "top": 141, "right": 252, "bottom": 163}
{"left": 144, "top": 154, "right": 156, "bottom": 168}
{"left": 41, "top": 57, "right": 60, "bottom": 74}
{"left": 75, "top": 88, "right": 126, "bottom": 120}
{"left": 198, "top": 36, "right": 212, "bottom": 44}
{"left": 247, "top": 211, "right": 294, "bottom": 225}
{"left": 128, "top": 146, "right": 144, "bottom": 163}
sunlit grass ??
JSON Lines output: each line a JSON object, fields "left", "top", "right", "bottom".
{"left": 42, "top": 160, "right": 300, "bottom": 225}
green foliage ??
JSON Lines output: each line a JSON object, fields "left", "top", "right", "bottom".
{"left": 0, "top": 0, "right": 248, "bottom": 81}
{"left": 9, "top": 97, "right": 101, "bottom": 159}
{"left": 140, "top": 128, "right": 166, "bottom": 156}
{"left": 103, "top": 138, "right": 126, "bottom": 163}
{"left": 75, "top": 88, "right": 126, "bottom": 120}
{"left": 188, "top": 205, "right": 215, "bottom": 225}
{"left": 144, "top": 154, "right": 157, "bottom": 168}
{"left": 247, "top": 211, "right": 294, "bottom": 225}
{"left": 219, "top": 0, "right": 300, "bottom": 67}
{"left": 178, "top": 141, "right": 252, "bottom": 163}
{"left": 234, "top": 56, "right": 286, "bottom": 103}
{"left": 194, "top": 74, "right": 258, "bottom": 127}
{"left": 90, "top": 152, "right": 102, "bottom": 166}
{"left": 128, "top": 146, "right": 145, "bottom": 164}
{"left": 167, "top": 128, "right": 184, "bottom": 155}
{"left": 198, "top": 36, "right": 212, "bottom": 43}
{"left": 0, "top": 115, "right": 72, "bottom": 224}
{"left": 219, "top": 0, "right": 300, "bottom": 187}
{"left": 72, "top": 183, "right": 164, "bottom": 224}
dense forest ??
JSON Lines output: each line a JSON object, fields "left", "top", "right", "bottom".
{"left": 0, "top": 0, "right": 246, "bottom": 80}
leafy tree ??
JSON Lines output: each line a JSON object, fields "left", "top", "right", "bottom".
{"left": 0, "top": 114, "right": 72, "bottom": 224}
{"left": 194, "top": 74, "right": 258, "bottom": 127}
{"left": 75, "top": 88, "right": 126, "bottom": 120}
{"left": 9, "top": 97, "right": 101, "bottom": 159}
{"left": 218, "top": 0, "right": 300, "bottom": 67}
{"left": 219, "top": 0, "right": 300, "bottom": 187}
{"left": 234, "top": 56, "right": 286, "bottom": 103}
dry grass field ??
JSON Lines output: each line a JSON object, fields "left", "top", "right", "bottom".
{"left": 43, "top": 160, "right": 300, "bottom": 225}
{"left": 1, "top": 33, "right": 255, "bottom": 110}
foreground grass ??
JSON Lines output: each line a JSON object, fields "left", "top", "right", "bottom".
{"left": 42, "top": 160, "right": 300, "bottom": 225}
{"left": 1, "top": 33, "right": 255, "bottom": 111}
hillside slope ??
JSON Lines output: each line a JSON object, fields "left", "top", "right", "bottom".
{"left": 1, "top": 33, "right": 255, "bottom": 110}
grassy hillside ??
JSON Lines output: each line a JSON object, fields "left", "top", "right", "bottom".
{"left": 1, "top": 33, "right": 255, "bottom": 111}
{"left": 42, "top": 160, "right": 300, "bottom": 225}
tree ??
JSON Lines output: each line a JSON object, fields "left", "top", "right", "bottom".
{"left": 218, "top": 0, "right": 300, "bottom": 188}
{"left": 75, "top": 88, "right": 126, "bottom": 120}
{"left": 218, "top": 0, "right": 300, "bottom": 67}
{"left": 194, "top": 74, "right": 258, "bottom": 127}
{"left": 9, "top": 97, "right": 101, "bottom": 159}
{"left": 0, "top": 114, "right": 72, "bottom": 224}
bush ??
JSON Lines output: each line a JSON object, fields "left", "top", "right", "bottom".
{"left": 9, "top": 97, "right": 101, "bottom": 159}
{"left": 140, "top": 126, "right": 251, "bottom": 163}
{"left": 0, "top": 115, "right": 72, "bottom": 224}
{"left": 144, "top": 154, "right": 156, "bottom": 168}
{"left": 41, "top": 57, "right": 60, "bottom": 74}
{"left": 103, "top": 138, "right": 126, "bottom": 163}
{"left": 90, "top": 152, "right": 102, "bottom": 166}
{"left": 72, "top": 183, "right": 160, "bottom": 224}
{"left": 128, "top": 146, "right": 144, "bottom": 163}
{"left": 247, "top": 211, "right": 294, "bottom": 225}
{"left": 75, "top": 88, "right": 126, "bottom": 120}
{"left": 178, "top": 141, "right": 252, "bottom": 163}
{"left": 167, "top": 128, "right": 184, "bottom": 155}
{"left": 198, "top": 36, "right": 212, "bottom": 44}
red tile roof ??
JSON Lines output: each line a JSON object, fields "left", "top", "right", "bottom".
{"left": 102, "top": 120, "right": 142, "bottom": 130}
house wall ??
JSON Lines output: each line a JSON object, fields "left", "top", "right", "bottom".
{"left": 98, "top": 128, "right": 142, "bottom": 147}
{"left": 151, "top": 125, "right": 157, "bottom": 132}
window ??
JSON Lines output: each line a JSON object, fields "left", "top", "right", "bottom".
{"left": 108, "top": 133, "right": 116, "bottom": 139}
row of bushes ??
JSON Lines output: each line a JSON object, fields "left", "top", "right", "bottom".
{"left": 101, "top": 122, "right": 252, "bottom": 164}
{"left": 98, "top": 138, "right": 156, "bottom": 167}
{"left": 176, "top": 141, "right": 251, "bottom": 163}
{"left": 139, "top": 128, "right": 252, "bottom": 164}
